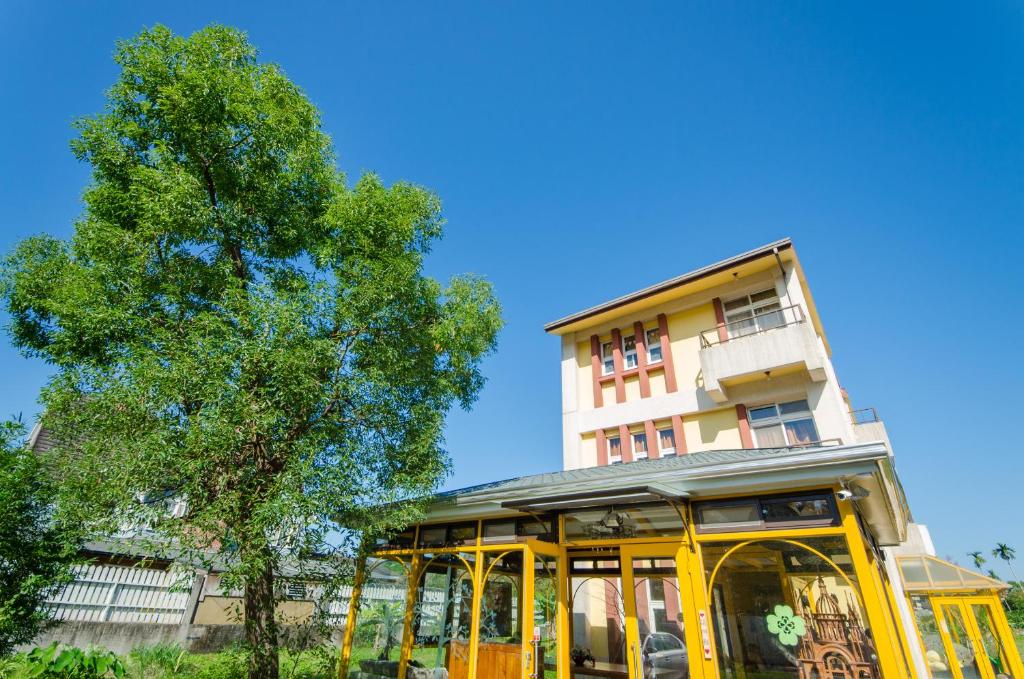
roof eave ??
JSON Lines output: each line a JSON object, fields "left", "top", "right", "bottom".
{"left": 543, "top": 238, "right": 793, "bottom": 333}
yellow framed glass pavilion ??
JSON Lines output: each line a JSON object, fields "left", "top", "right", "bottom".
{"left": 338, "top": 443, "right": 1022, "bottom": 679}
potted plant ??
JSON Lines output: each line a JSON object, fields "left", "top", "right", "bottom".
{"left": 570, "top": 646, "right": 595, "bottom": 668}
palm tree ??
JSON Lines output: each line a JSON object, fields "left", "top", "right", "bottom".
{"left": 992, "top": 543, "right": 1019, "bottom": 586}
{"left": 969, "top": 551, "right": 987, "bottom": 570}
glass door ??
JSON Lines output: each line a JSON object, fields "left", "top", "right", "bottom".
{"left": 935, "top": 600, "right": 988, "bottom": 679}
{"left": 621, "top": 543, "right": 693, "bottom": 679}
{"left": 968, "top": 601, "right": 1020, "bottom": 679}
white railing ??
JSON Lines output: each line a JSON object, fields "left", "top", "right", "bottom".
{"left": 46, "top": 564, "right": 193, "bottom": 625}
{"left": 327, "top": 584, "right": 444, "bottom": 621}
{"left": 48, "top": 564, "right": 445, "bottom": 627}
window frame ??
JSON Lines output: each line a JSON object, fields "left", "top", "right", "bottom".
{"left": 415, "top": 521, "right": 478, "bottom": 548}
{"left": 748, "top": 398, "right": 820, "bottom": 448}
{"left": 600, "top": 341, "right": 615, "bottom": 375}
{"left": 607, "top": 435, "right": 623, "bottom": 464}
{"left": 632, "top": 432, "right": 648, "bottom": 459}
{"left": 694, "top": 491, "right": 839, "bottom": 534}
{"left": 622, "top": 334, "right": 638, "bottom": 370}
{"left": 656, "top": 427, "right": 676, "bottom": 457}
{"left": 722, "top": 287, "right": 783, "bottom": 338}
{"left": 645, "top": 327, "right": 663, "bottom": 364}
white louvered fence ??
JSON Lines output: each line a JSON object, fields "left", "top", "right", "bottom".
{"left": 47, "top": 564, "right": 192, "bottom": 624}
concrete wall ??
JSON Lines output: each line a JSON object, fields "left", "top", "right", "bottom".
{"left": 25, "top": 621, "right": 342, "bottom": 655}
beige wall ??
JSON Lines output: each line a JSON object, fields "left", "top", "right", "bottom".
{"left": 193, "top": 596, "right": 316, "bottom": 625}
{"left": 683, "top": 407, "right": 742, "bottom": 452}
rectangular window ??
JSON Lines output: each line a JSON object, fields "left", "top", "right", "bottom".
{"left": 633, "top": 433, "right": 648, "bottom": 459}
{"left": 481, "top": 516, "right": 557, "bottom": 543}
{"left": 601, "top": 341, "right": 614, "bottom": 375}
{"left": 622, "top": 335, "right": 638, "bottom": 369}
{"left": 657, "top": 428, "right": 676, "bottom": 456}
{"left": 723, "top": 288, "right": 783, "bottom": 338}
{"left": 646, "top": 328, "right": 662, "bottom": 363}
{"left": 482, "top": 520, "right": 516, "bottom": 543}
{"left": 416, "top": 523, "right": 477, "bottom": 547}
{"left": 694, "top": 492, "right": 838, "bottom": 532}
{"left": 607, "top": 436, "right": 622, "bottom": 463}
{"left": 749, "top": 399, "right": 820, "bottom": 448}
{"left": 417, "top": 525, "right": 447, "bottom": 547}
{"left": 564, "top": 503, "right": 684, "bottom": 540}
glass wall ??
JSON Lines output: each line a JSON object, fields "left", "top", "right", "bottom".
{"left": 477, "top": 551, "right": 525, "bottom": 678}
{"left": 570, "top": 555, "right": 627, "bottom": 677}
{"left": 971, "top": 603, "right": 1018, "bottom": 679}
{"left": 631, "top": 556, "right": 687, "bottom": 679}
{"left": 702, "top": 537, "right": 880, "bottom": 679}
{"left": 345, "top": 557, "right": 413, "bottom": 678}
{"left": 533, "top": 554, "right": 558, "bottom": 679}
{"left": 910, "top": 595, "right": 957, "bottom": 679}
{"left": 410, "top": 552, "right": 476, "bottom": 679}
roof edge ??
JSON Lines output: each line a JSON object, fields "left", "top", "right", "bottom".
{"left": 544, "top": 238, "right": 793, "bottom": 333}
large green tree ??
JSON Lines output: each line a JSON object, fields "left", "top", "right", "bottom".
{"left": 1, "top": 25, "right": 501, "bottom": 678}
{"left": 0, "top": 420, "right": 76, "bottom": 656}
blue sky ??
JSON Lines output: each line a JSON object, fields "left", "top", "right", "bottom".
{"left": 1, "top": 2, "right": 1022, "bottom": 577}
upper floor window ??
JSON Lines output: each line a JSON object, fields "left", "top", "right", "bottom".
{"left": 622, "top": 335, "right": 638, "bottom": 369}
{"left": 645, "top": 328, "right": 662, "bottom": 363}
{"left": 748, "top": 399, "right": 819, "bottom": 448}
{"left": 633, "top": 433, "right": 648, "bottom": 459}
{"left": 723, "top": 288, "right": 783, "bottom": 338}
{"left": 657, "top": 427, "right": 676, "bottom": 456}
{"left": 608, "top": 435, "right": 622, "bottom": 463}
{"left": 601, "top": 341, "right": 615, "bottom": 375}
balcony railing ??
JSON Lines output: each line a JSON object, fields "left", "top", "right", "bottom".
{"left": 699, "top": 304, "right": 806, "bottom": 348}
{"left": 784, "top": 437, "right": 843, "bottom": 449}
{"left": 850, "top": 408, "right": 880, "bottom": 425}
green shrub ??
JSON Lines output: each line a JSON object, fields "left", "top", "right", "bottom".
{"left": 127, "top": 644, "right": 188, "bottom": 678}
{"left": 13, "top": 643, "right": 125, "bottom": 678}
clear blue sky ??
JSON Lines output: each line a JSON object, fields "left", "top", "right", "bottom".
{"left": 2, "top": 2, "right": 1022, "bottom": 577}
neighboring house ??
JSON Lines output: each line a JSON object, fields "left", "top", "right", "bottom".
{"left": 23, "top": 424, "right": 401, "bottom": 654}
{"left": 338, "top": 239, "right": 1021, "bottom": 679}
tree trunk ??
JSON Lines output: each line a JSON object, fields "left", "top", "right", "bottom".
{"left": 244, "top": 555, "right": 280, "bottom": 679}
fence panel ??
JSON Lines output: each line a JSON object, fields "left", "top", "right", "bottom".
{"left": 46, "top": 564, "right": 192, "bottom": 625}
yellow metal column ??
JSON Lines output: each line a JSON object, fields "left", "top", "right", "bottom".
{"left": 522, "top": 543, "right": 536, "bottom": 679}
{"left": 396, "top": 553, "right": 422, "bottom": 679}
{"left": 839, "top": 501, "right": 910, "bottom": 679}
{"left": 874, "top": 556, "right": 919, "bottom": 679}
{"left": 468, "top": 550, "right": 484, "bottom": 678}
{"left": 336, "top": 555, "right": 366, "bottom": 679}
{"left": 686, "top": 540, "right": 717, "bottom": 679}
{"left": 556, "top": 548, "right": 570, "bottom": 679}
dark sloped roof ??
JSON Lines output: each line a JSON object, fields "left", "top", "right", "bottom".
{"left": 435, "top": 445, "right": 823, "bottom": 500}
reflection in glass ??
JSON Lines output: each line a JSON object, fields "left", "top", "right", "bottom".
{"left": 411, "top": 553, "right": 475, "bottom": 679}
{"left": 346, "top": 558, "right": 411, "bottom": 678}
{"left": 633, "top": 557, "right": 689, "bottom": 679}
{"left": 910, "top": 596, "right": 955, "bottom": 679}
{"left": 563, "top": 504, "right": 683, "bottom": 540}
{"left": 702, "top": 538, "right": 879, "bottom": 679}
{"left": 534, "top": 555, "right": 558, "bottom": 679}
{"left": 571, "top": 556, "right": 627, "bottom": 677}
{"left": 940, "top": 604, "right": 983, "bottom": 679}
{"left": 477, "top": 551, "right": 525, "bottom": 678}
{"left": 971, "top": 603, "right": 1016, "bottom": 679}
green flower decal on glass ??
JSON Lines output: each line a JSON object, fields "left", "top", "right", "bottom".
{"left": 766, "top": 604, "right": 807, "bottom": 646}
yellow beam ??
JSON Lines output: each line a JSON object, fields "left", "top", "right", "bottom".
{"left": 336, "top": 555, "right": 366, "bottom": 679}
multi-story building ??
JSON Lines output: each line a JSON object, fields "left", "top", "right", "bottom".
{"left": 340, "top": 240, "right": 1021, "bottom": 679}
{"left": 546, "top": 238, "right": 874, "bottom": 471}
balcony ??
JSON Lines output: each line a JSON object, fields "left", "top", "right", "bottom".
{"left": 850, "top": 407, "right": 892, "bottom": 451}
{"left": 698, "top": 304, "right": 827, "bottom": 403}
